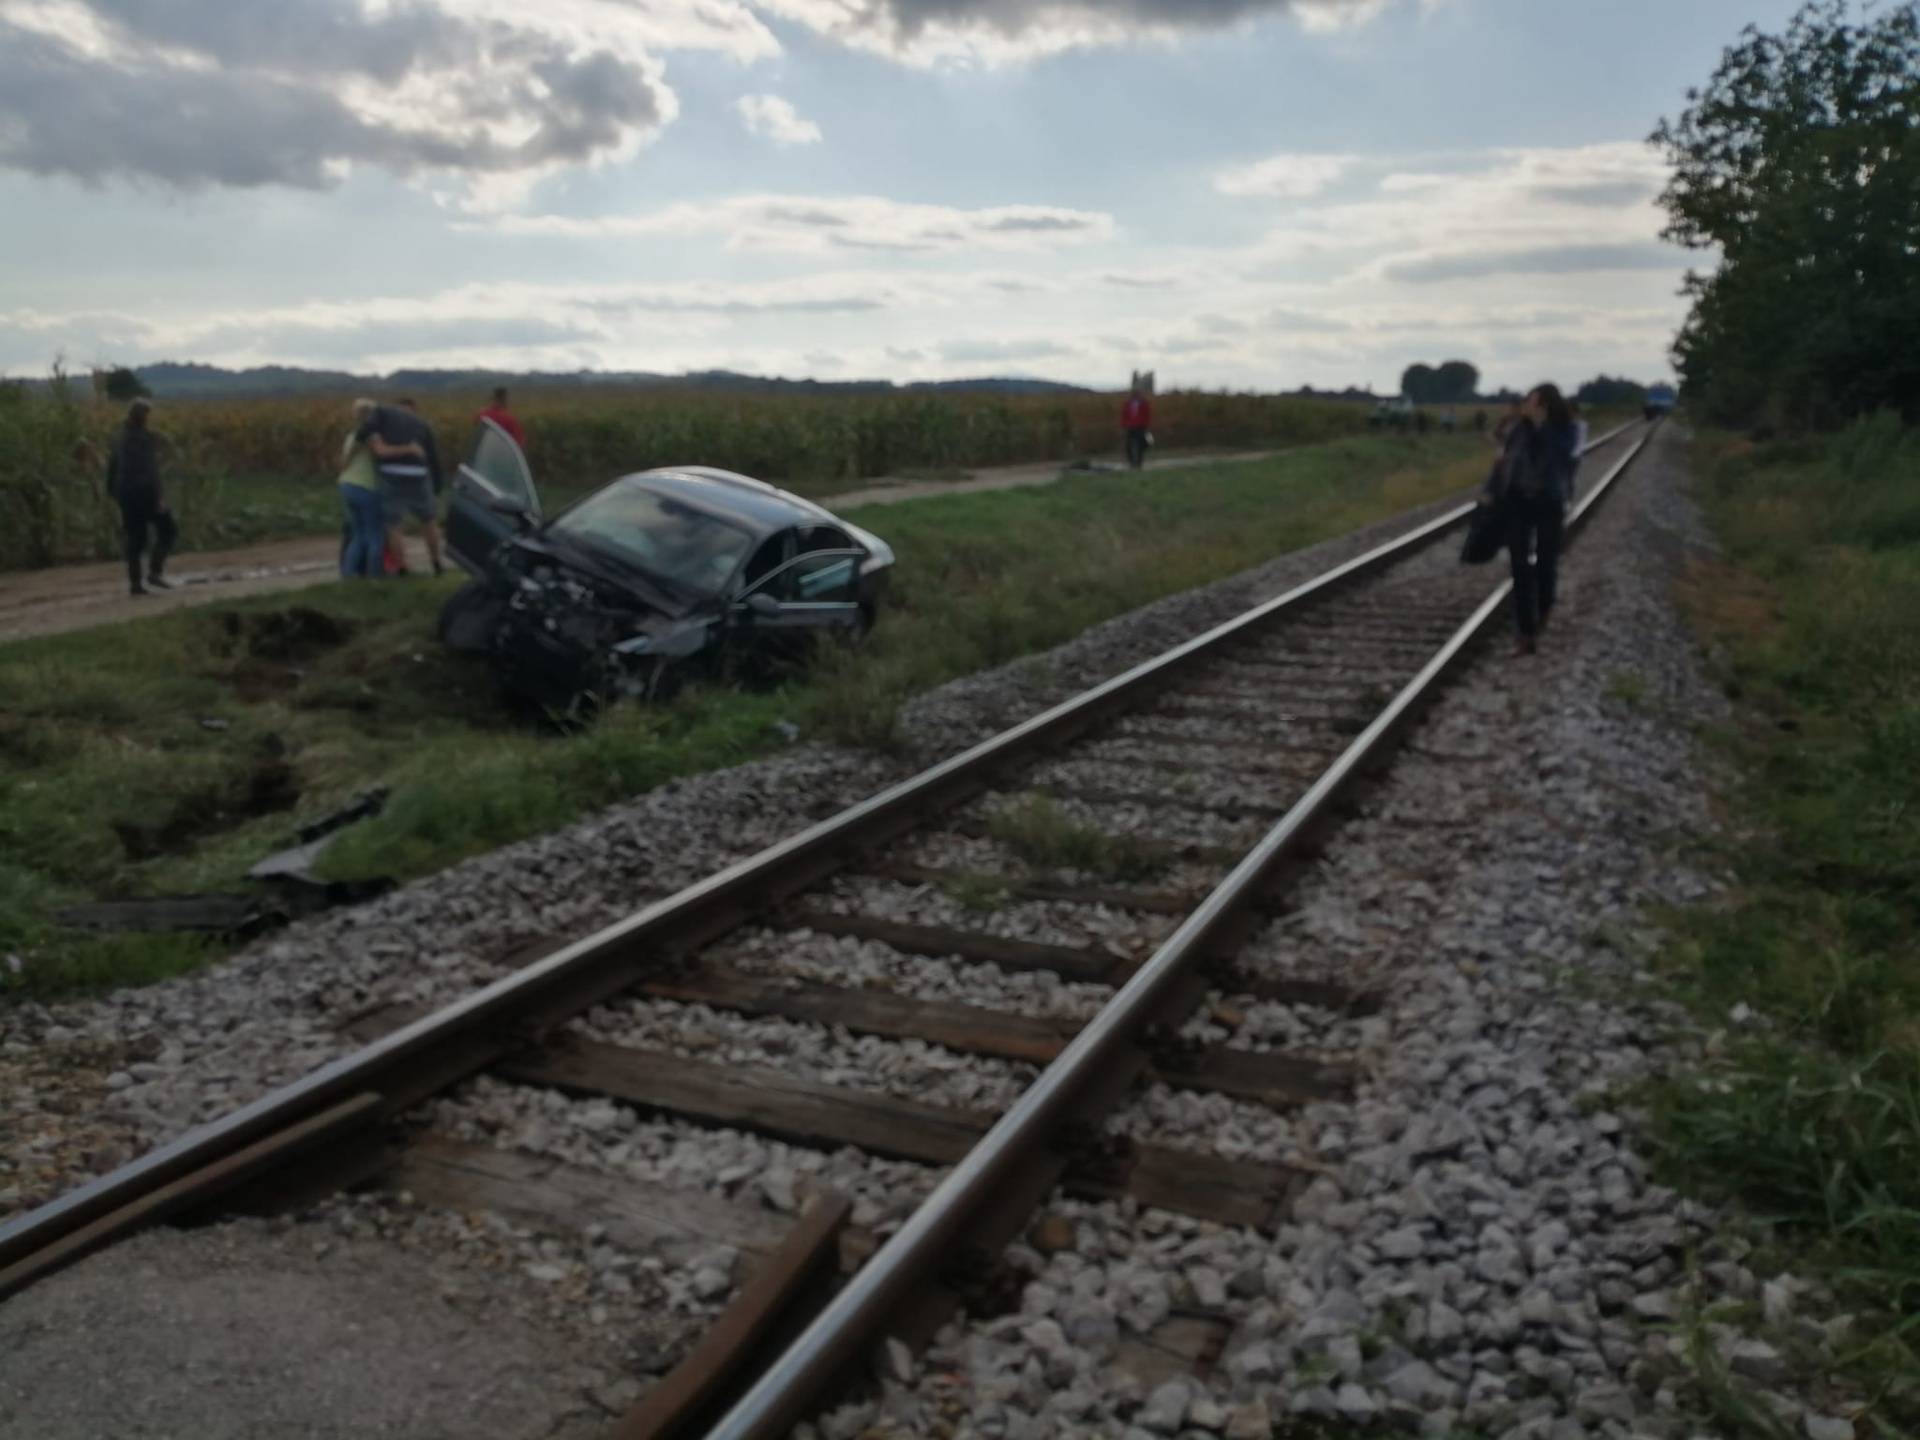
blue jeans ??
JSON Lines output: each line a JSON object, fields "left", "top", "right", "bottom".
{"left": 340, "top": 483, "right": 385, "bottom": 578}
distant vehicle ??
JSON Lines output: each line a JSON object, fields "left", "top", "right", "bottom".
{"left": 1643, "top": 383, "right": 1677, "bottom": 421}
{"left": 1369, "top": 396, "right": 1416, "bottom": 429}
{"left": 437, "top": 419, "right": 895, "bottom": 716}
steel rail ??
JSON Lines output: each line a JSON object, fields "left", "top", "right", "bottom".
{"left": 703, "top": 422, "right": 1658, "bottom": 1440}
{"left": 0, "top": 420, "right": 1640, "bottom": 1294}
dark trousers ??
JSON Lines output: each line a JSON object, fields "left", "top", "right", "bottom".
{"left": 1125, "top": 427, "right": 1149, "bottom": 469}
{"left": 120, "top": 496, "right": 177, "bottom": 590}
{"left": 1504, "top": 492, "right": 1563, "bottom": 639}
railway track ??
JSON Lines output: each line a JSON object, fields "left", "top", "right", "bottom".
{"left": 0, "top": 420, "right": 1655, "bottom": 1438}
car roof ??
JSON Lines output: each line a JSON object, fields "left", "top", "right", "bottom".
{"left": 621, "top": 467, "right": 848, "bottom": 540}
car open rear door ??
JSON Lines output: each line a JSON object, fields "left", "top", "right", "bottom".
{"left": 444, "top": 418, "right": 540, "bottom": 575}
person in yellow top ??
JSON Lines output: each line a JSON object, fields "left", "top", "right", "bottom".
{"left": 338, "top": 399, "right": 385, "bottom": 578}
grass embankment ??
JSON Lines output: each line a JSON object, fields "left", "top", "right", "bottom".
{"left": 0, "top": 433, "right": 1482, "bottom": 1000}
{"left": 1652, "top": 414, "right": 1920, "bottom": 1428}
{"left": 0, "top": 379, "right": 1364, "bottom": 570}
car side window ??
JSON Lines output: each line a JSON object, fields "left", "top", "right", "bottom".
{"left": 766, "top": 552, "right": 859, "bottom": 604}
{"left": 798, "top": 525, "right": 852, "bottom": 554}
{"left": 743, "top": 532, "right": 792, "bottom": 589}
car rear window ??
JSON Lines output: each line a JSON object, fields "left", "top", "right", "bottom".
{"left": 548, "top": 482, "right": 753, "bottom": 598}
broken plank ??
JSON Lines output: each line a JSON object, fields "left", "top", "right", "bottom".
{"left": 614, "top": 1193, "right": 852, "bottom": 1440}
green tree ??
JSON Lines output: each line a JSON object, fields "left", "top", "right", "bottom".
{"left": 1650, "top": 1, "right": 1920, "bottom": 427}
{"left": 1399, "top": 363, "right": 1436, "bottom": 402}
{"left": 1575, "top": 375, "right": 1649, "bottom": 406}
{"left": 1432, "top": 360, "right": 1480, "bottom": 402}
{"left": 99, "top": 366, "right": 149, "bottom": 403}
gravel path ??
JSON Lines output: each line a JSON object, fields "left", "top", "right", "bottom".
{"left": 0, "top": 448, "right": 1283, "bottom": 645}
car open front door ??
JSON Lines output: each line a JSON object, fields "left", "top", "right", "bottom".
{"left": 444, "top": 418, "right": 540, "bottom": 575}
{"left": 735, "top": 550, "right": 866, "bottom": 639}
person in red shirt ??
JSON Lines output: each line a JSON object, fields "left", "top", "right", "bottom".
{"left": 1121, "top": 381, "right": 1153, "bottom": 469}
{"left": 476, "top": 385, "right": 527, "bottom": 449}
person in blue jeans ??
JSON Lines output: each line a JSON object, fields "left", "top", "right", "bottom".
{"left": 337, "top": 399, "right": 386, "bottom": 578}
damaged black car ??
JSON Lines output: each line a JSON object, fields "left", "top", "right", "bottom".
{"left": 437, "top": 419, "right": 895, "bottom": 714}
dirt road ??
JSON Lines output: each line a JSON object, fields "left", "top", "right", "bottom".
{"left": 0, "top": 449, "right": 1279, "bottom": 645}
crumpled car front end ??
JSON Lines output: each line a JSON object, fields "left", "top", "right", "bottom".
{"left": 492, "top": 554, "right": 712, "bottom": 714}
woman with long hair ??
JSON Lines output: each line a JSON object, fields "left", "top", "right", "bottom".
{"left": 1495, "top": 383, "right": 1577, "bottom": 654}
{"left": 337, "top": 399, "right": 385, "bottom": 579}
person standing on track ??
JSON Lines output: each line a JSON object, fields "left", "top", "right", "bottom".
{"left": 1121, "top": 379, "right": 1152, "bottom": 470}
{"left": 105, "top": 399, "right": 176, "bottom": 597}
{"left": 476, "top": 385, "right": 526, "bottom": 448}
{"left": 1495, "top": 383, "right": 1578, "bottom": 655}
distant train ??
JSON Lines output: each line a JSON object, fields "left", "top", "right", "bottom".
{"left": 1643, "top": 382, "right": 1677, "bottom": 421}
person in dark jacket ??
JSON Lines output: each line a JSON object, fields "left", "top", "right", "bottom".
{"left": 1496, "top": 383, "right": 1577, "bottom": 654}
{"left": 105, "top": 399, "right": 176, "bottom": 596}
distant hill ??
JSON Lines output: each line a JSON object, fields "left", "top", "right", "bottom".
{"left": 78, "top": 362, "right": 1096, "bottom": 401}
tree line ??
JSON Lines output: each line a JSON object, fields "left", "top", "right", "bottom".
{"left": 1652, "top": 0, "right": 1919, "bottom": 428}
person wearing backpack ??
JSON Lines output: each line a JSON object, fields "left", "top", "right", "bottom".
{"left": 1496, "top": 383, "right": 1577, "bottom": 654}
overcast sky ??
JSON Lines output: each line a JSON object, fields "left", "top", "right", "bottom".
{"left": 0, "top": 0, "right": 1800, "bottom": 392}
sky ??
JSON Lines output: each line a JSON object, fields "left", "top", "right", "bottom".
{"left": 0, "top": 0, "right": 1806, "bottom": 394}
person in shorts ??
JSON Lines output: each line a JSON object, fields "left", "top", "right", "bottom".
{"left": 357, "top": 400, "right": 445, "bottom": 576}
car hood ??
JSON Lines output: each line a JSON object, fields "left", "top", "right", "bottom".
{"left": 512, "top": 534, "right": 713, "bottom": 620}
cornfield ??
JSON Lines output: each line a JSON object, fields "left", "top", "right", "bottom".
{"left": 0, "top": 381, "right": 1366, "bottom": 571}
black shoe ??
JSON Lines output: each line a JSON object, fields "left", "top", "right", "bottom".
{"left": 147, "top": 574, "right": 175, "bottom": 590}
{"left": 431, "top": 560, "right": 445, "bottom": 578}
{"left": 130, "top": 585, "right": 148, "bottom": 597}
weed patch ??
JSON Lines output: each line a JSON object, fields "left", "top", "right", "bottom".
{"left": 986, "top": 794, "right": 1170, "bottom": 883}
{"left": 1649, "top": 418, "right": 1920, "bottom": 1425}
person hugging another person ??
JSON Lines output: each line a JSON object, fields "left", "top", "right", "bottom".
{"left": 337, "top": 399, "right": 385, "bottom": 579}
{"left": 355, "top": 398, "right": 445, "bottom": 577}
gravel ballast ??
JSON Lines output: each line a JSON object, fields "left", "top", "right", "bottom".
{"left": 792, "top": 428, "right": 1865, "bottom": 1440}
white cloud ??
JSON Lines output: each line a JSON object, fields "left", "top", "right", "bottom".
{"left": 737, "top": 93, "right": 824, "bottom": 146}
{"left": 1214, "top": 152, "right": 1357, "bottom": 199}
{"left": 754, "top": 0, "right": 1433, "bottom": 66}
{"left": 0, "top": 0, "right": 796, "bottom": 200}
{"left": 485, "top": 193, "right": 1115, "bottom": 253}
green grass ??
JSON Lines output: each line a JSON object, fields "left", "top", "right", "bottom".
{"left": 0, "top": 432, "right": 1481, "bottom": 1000}
{"left": 984, "top": 794, "right": 1171, "bottom": 883}
{"left": 1646, "top": 413, "right": 1920, "bottom": 1430}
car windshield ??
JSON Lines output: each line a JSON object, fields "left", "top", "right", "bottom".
{"left": 546, "top": 481, "right": 753, "bottom": 599}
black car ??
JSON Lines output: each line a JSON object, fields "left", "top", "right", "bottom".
{"left": 438, "top": 420, "right": 896, "bottom": 713}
